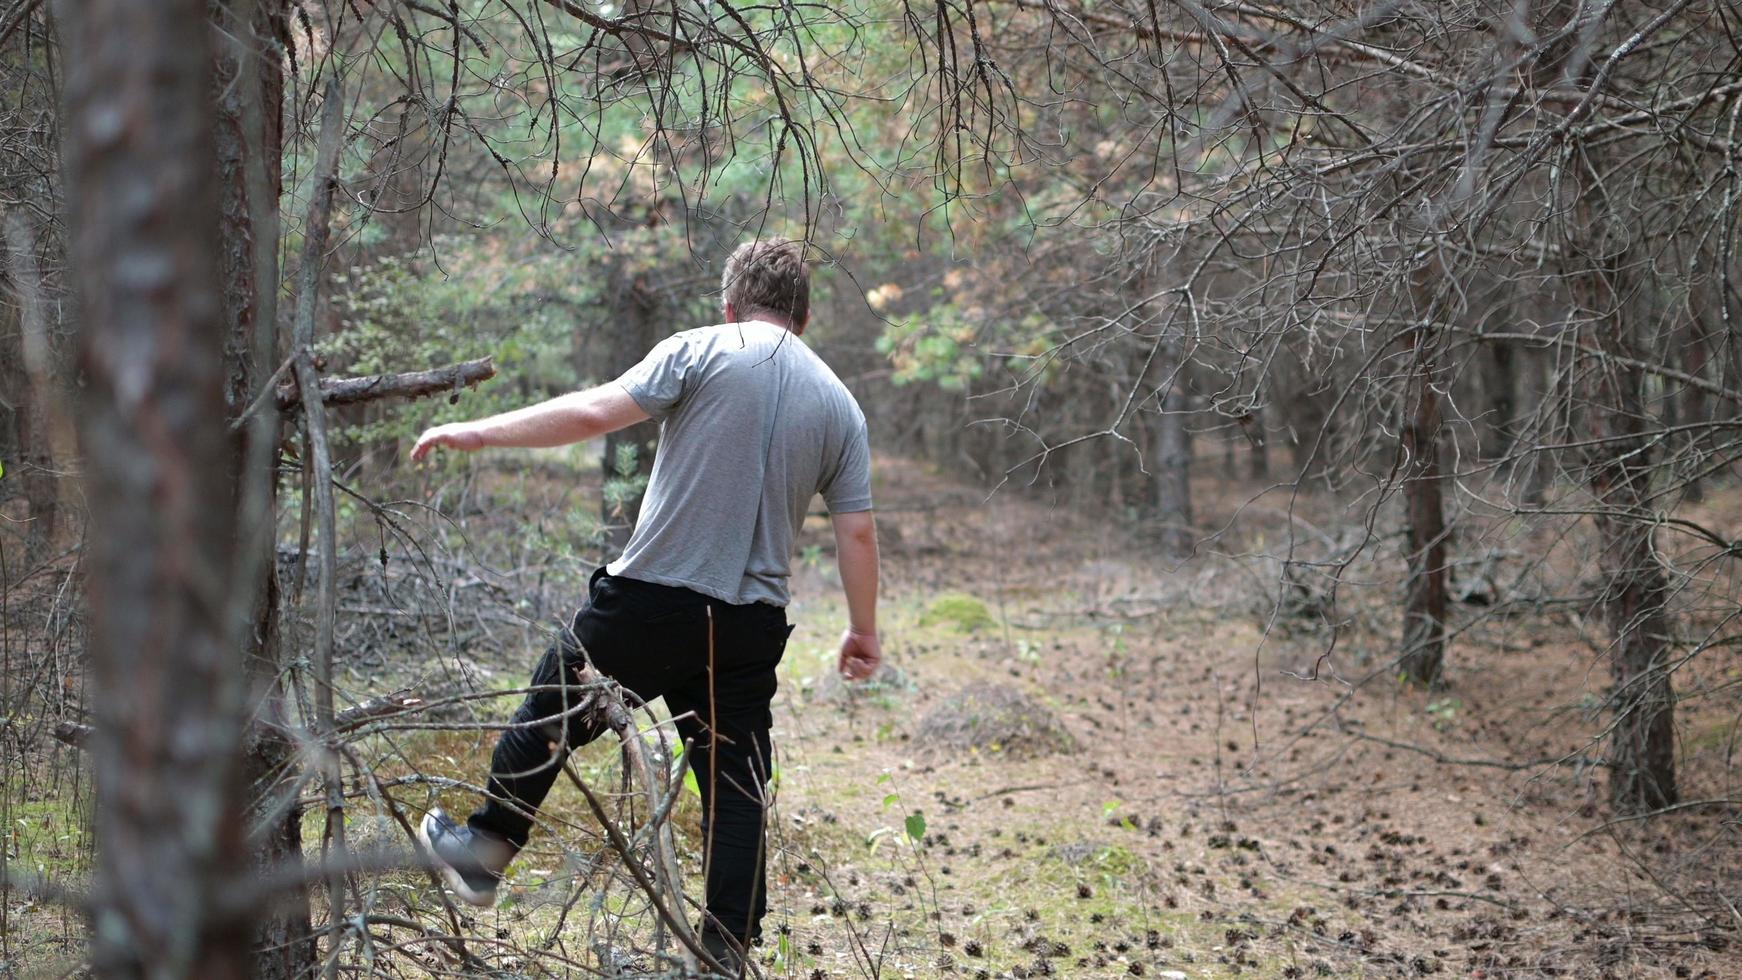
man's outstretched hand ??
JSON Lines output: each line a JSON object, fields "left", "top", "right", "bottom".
{"left": 410, "top": 422, "right": 485, "bottom": 461}
{"left": 838, "top": 628, "right": 881, "bottom": 681}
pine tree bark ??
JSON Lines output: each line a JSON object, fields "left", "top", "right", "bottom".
{"left": 1569, "top": 155, "right": 1679, "bottom": 815}
{"left": 1399, "top": 354, "right": 1448, "bottom": 688}
{"left": 1588, "top": 347, "right": 1679, "bottom": 813}
{"left": 62, "top": 0, "right": 254, "bottom": 973}
{"left": 211, "top": 1, "right": 319, "bottom": 971}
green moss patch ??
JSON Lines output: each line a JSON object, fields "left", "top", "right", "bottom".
{"left": 919, "top": 593, "right": 996, "bottom": 632}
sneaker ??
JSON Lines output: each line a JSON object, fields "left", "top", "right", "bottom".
{"left": 699, "top": 929, "right": 746, "bottom": 977}
{"left": 418, "top": 807, "right": 514, "bottom": 907}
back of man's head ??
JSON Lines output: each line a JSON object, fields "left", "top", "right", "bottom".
{"left": 722, "top": 238, "right": 810, "bottom": 327}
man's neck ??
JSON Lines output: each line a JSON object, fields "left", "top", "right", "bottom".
{"left": 739, "top": 313, "right": 801, "bottom": 335}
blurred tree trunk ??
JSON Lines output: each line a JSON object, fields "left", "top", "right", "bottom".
{"left": 1569, "top": 155, "right": 1679, "bottom": 815}
{"left": 1523, "top": 347, "right": 1558, "bottom": 505}
{"left": 13, "top": 336, "right": 58, "bottom": 559}
{"left": 1484, "top": 337, "right": 1518, "bottom": 464}
{"left": 62, "top": 0, "right": 255, "bottom": 973}
{"left": 1679, "top": 277, "right": 1717, "bottom": 503}
{"left": 1287, "top": 383, "right": 1331, "bottom": 481}
{"left": 1247, "top": 401, "right": 1270, "bottom": 481}
{"left": 1152, "top": 340, "right": 1192, "bottom": 557}
{"left": 0, "top": 123, "right": 64, "bottom": 560}
{"left": 0, "top": 309, "right": 58, "bottom": 557}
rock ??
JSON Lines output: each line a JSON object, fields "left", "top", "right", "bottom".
{"left": 915, "top": 682, "right": 1074, "bottom": 760}
{"left": 1050, "top": 840, "right": 1106, "bottom": 865}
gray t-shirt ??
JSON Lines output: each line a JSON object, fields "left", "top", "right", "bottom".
{"left": 606, "top": 319, "right": 872, "bottom": 606}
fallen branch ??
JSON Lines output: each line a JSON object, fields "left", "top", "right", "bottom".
{"left": 52, "top": 721, "right": 93, "bottom": 748}
{"left": 335, "top": 691, "right": 424, "bottom": 734}
{"left": 274, "top": 356, "right": 496, "bottom": 413}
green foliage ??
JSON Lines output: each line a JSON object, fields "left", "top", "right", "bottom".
{"left": 324, "top": 241, "right": 587, "bottom": 453}
{"left": 876, "top": 305, "right": 986, "bottom": 391}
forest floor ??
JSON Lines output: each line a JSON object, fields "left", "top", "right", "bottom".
{"left": 3, "top": 452, "right": 1741, "bottom": 979}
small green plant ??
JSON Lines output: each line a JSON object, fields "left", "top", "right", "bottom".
{"left": 1104, "top": 623, "right": 1128, "bottom": 678}
{"left": 1425, "top": 697, "right": 1461, "bottom": 731}
{"left": 799, "top": 543, "right": 827, "bottom": 571}
{"left": 668, "top": 742, "right": 702, "bottom": 797}
{"left": 602, "top": 441, "right": 651, "bottom": 518}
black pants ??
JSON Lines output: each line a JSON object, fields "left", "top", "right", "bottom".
{"left": 469, "top": 567, "right": 792, "bottom": 946}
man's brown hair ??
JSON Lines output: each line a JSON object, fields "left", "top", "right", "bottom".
{"left": 721, "top": 237, "right": 810, "bottom": 326}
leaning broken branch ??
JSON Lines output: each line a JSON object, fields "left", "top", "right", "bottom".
{"left": 273, "top": 356, "right": 496, "bottom": 413}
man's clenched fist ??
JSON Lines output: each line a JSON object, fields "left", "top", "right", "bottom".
{"left": 838, "top": 628, "right": 881, "bottom": 681}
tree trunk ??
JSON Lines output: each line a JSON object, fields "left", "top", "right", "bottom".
{"left": 1569, "top": 160, "right": 1679, "bottom": 815}
{"left": 1152, "top": 343, "right": 1193, "bottom": 557}
{"left": 1522, "top": 347, "right": 1556, "bottom": 505}
{"left": 12, "top": 394, "right": 57, "bottom": 556}
{"left": 1679, "top": 277, "right": 1717, "bottom": 503}
{"left": 1589, "top": 355, "right": 1679, "bottom": 813}
{"left": 599, "top": 275, "right": 661, "bottom": 552}
{"left": 212, "top": 1, "right": 314, "bottom": 972}
{"left": 62, "top": 0, "right": 255, "bottom": 973}
{"left": 0, "top": 223, "right": 64, "bottom": 560}
{"left": 1399, "top": 355, "right": 1448, "bottom": 688}
{"left": 1484, "top": 336, "right": 1518, "bottom": 464}
{"left": 1247, "top": 402, "right": 1270, "bottom": 481}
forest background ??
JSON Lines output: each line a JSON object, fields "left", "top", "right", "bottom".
{"left": 2, "top": 0, "right": 1741, "bottom": 977}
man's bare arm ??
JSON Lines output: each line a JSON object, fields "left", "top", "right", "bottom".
{"left": 832, "top": 510, "right": 881, "bottom": 680}
{"left": 410, "top": 383, "right": 650, "bottom": 461}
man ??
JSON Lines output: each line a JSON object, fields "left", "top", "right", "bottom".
{"left": 408, "top": 238, "right": 880, "bottom": 970}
